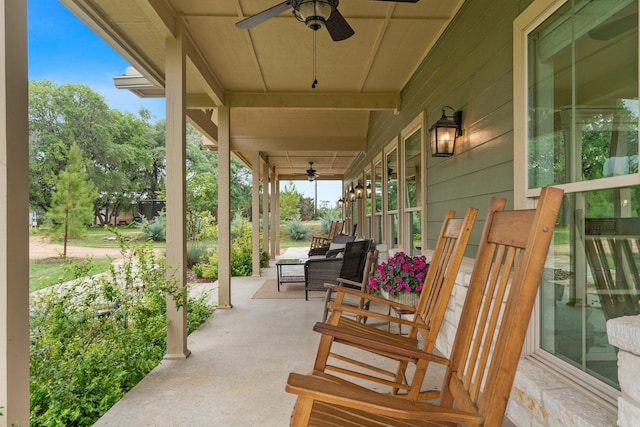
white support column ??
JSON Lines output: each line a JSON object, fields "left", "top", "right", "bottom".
{"left": 217, "top": 106, "right": 232, "bottom": 308}
{"left": 270, "top": 169, "right": 277, "bottom": 259}
{"left": 164, "top": 24, "right": 190, "bottom": 359}
{"left": 262, "top": 160, "right": 270, "bottom": 263}
{"left": 251, "top": 151, "right": 261, "bottom": 277}
{"left": 0, "top": 1, "right": 29, "bottom": 424}
{"left": 274, "top": 177, "right": 281, "bottom": 256}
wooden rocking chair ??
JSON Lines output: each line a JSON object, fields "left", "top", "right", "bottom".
{"left": 309, "top": 220, "right": 344, "bottom": 256}
{"left": 285, "top": 186, "right": 564, "bottom": 427}
{"left": 311, "top": 206, "right": 480, "bottom": 401}
{"left": 321, "top": 248, "right": 379, "bottom": 323}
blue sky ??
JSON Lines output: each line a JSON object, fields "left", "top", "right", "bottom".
{"left": 28, "top": 0, "right": 342, "bottom": 205}
{"left": 29, "top": 0, "right": 166, "bottom": 120}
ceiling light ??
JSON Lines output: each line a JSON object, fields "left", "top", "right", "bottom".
{"left": 294, "top": 0, "right": 336, "bottom": 31}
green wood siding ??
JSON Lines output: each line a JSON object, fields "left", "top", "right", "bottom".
{"left": 347, "top": 0, "right": 534, "bottom": 257}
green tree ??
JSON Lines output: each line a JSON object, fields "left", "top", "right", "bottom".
{"left": 298, "top": 195, "right": 315, "bottom": 219}
{"left": 280, "top": 182, "right": 301, "bottom": 220}
{"left": 29, "top": 80, "right": 156, "bottom": 224}
{"left": 186, "top": 172, "right": 217, "bottom": 238}
{"left": 46, "top": 144, "right": 97, "bottom": 256}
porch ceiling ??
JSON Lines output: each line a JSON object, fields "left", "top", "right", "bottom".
{"left": 60, "top": 0, "right": 463, "bottom": 180}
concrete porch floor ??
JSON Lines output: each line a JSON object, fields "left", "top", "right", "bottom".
{"left": 93, "top": 247, "right": 514, "bottom": 426}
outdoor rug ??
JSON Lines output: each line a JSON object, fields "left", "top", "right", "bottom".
{"left": 252, "top": 279, "right": 325, "bottom": 299}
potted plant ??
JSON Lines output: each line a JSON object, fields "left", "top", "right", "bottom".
{"left": 367, "top": 251, "right": 429, "bottom": 307}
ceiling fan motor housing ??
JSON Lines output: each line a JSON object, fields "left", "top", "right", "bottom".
{"left": 293, "top": 0, "right": 339, "bottom": 31}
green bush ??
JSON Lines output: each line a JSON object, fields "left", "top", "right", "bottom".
{"left": 287, "top": 219, "right": 310, "bottom": 241}
{"left": 143, "top": 215, "right": 166, "bottom": 241}
{"left": 186, "top": 240, "right": 210, "bottom": 267}
{"left": 194, "top": 216, "right": 269, "bottom": 279}
{"left": 29, "top": 233, "right": 215, "bottom": 426}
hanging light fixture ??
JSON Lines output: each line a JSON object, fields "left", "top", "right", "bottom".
{"left": 355, "top": 182, "right": 364, "bottom": 199}
{"left": 294, "top": 0, "right": 336, "bottom": 31}
{"left": 337, "top": 197, "right": 344, "bottom": 208}
{"left": 429, "top": 106, "right": 463, "bottom": 157}
{"left": 348, "top": 185, "right": 356, "bottom": 202}
{"left": 366, "top": 183, "right": 372, "bottom": 199}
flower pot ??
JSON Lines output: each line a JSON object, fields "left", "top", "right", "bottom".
{"left": 381, "top": 289, "right": 420, "bottom": 308}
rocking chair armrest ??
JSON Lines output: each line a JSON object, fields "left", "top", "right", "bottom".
{"left": 332, "top": 287, "right": 417, "bottom": 312}
{"left": 286, "top": 373, "right": 481, "bottom": 424}
{"left": 335, "top": 277, "right": 363, "bottom": 289}
{"left": 326, "top": 304, "right": 421, "bottom": 329}
{"left": 313, "top": 322, "right": 450, "bottom": 364}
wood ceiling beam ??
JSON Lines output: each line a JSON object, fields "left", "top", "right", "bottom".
{"left": 230, "top": 136, "right": 366, "bottom": 152}
{"left": 134, "top": 0, "right": 176, "bottom": 38}
{"left": 60, "top": 0, "right": 165, "bottom": 86}
{"left": 277, "top": 174, "right": 344, "bottom": 181}
{"left": 187, "top": 109, "right": 218, "bottom": 146}
{"left": 226, "top": 92, "right": 400, "bottom": 111}
{"left": 184, "top": 36, "right": 226, "bottom": 106}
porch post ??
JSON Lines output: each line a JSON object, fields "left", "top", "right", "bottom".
{"left": 262, "top": 160, "right": 270, "bottom": 263}
{"left": 270, "top": 169, "right": 277, "bottom": 259}
{"left": 0, "top": 0, "right": 29, "bottom": 424}
{"left": 164, "top": 23, "right": 190, "bottom": 359}
{"left": 217, "top": 106, "right": 232, "bottom": 308}
{"left": 251, "top": 151, "right": 261, "bottom": 277}
{"left": 274, "top": 176, "right": 281, "bottom": 256}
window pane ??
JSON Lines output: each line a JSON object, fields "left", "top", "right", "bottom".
{"left": 374, "top": 162, "right": 383, "bottom": 213}
{"left": 365, "top": 171, "right": 372, "bottom": 216}
{"left": 540, "top": 187, "right": 640, "bottom": 390}
{"left": 387, "top": 149, "right": 398, "bottom": 211}
{"left": 388, "top": 213, "right": 399, "bottom": 248}
{"left": 404, "top": 130, "right": 422, "bottom": 208}
{"left": 528, "top": 0, "right": 638, "bottom": 188}
{"left": 408, "top": 211, "right": 422, "bottom": 256}
{"left": 374, "top": 214, "right": 383, "bottom": 244}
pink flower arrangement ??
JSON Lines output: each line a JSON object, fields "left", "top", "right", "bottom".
{"left": 367, "top": 252, "right": 429, "bottom": 296}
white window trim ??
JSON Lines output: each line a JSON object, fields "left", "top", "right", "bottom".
{"left": 513, "top": 0, "right": 635, "bottom": 407}
{"left": 384, "top": 139, "right": 400, "bottom": 248}
{"left": 401, "top": 113, "right": 426, "bottom": 254}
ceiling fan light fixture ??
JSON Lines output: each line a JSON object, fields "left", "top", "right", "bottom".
{"left": 294, "top": 0, "right": 335, "bottom": 31}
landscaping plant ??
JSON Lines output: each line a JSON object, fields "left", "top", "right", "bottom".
{"left": 29, "top": 233, "right": 215, "bottom": 426}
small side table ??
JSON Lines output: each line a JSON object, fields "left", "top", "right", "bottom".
{"left": 275, "top": 258, "right": 307, "bottom": 291}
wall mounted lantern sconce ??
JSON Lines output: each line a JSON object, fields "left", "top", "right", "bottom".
{"left": 337, "top": 197, "right": 344, "bottom": 208}
{"left": 366, "top": 183, "right": 372, "bottom": 199}
{"left": 430, "top": 106, "right": 463, "bottom": 157}
{"left": 348, "top": 185, "right": 356, "bottom": 203}
{"left": 355, "top": 182, "right": 364, "bottom": 199}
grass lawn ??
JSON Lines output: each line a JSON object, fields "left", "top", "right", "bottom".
{"left": 29, "top": 219, "right": 328, "bottom": 291}
{"left": 30, "top": 257, "right": 115, "bottom": 292}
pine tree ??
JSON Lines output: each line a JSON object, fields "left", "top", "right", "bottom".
{"left": 47, "top": 143, "right": 97, "bottom": 257}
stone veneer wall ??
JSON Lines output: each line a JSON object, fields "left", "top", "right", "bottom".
{"left": 607, "top": 315, "right": 640, "bottom": 427}
{"left": 433, "top": 258, "right": 618, "bottom": 427}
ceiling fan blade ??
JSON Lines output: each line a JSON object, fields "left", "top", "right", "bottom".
{"left": 236, "top": 1, "right": 292, "bottom": 29}
{"left": 325, "top": 10, "right": 354, "bottom": 41}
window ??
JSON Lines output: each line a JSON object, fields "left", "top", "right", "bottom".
{"left": 374, "top": 160, "right": 384, "bottom": 244}
{"left": 402, "top": 115, "right": 424, "bottom": 256}
{"left": 365, "top": 169, "right": 372, "bottom": 238}
{"left": 515, "top": 0, "right": 639, "bottom": 395}
{"left": 386, "top": 146, "right": 400, "bottom": 248}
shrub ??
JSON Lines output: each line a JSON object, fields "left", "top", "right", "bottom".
{"left": 29, "top": 233, "right": 215, "bottom": 426}
{"left": 194, "top": 215, "right": 269, "bottom": 278}
{"left": 287, "top": 219, "right": 310, "bottom": 241}
{"left": 186, "top": 240, "right": 210, "bottom": 267}
{"left": 143, "top": 215, "right": 166, "bottom": 241}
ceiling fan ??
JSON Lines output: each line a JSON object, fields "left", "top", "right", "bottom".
{"left": 295, "top": 162, "right": 335, "bottom": 181}
{"left": 236, "top": 0, "right": 420, "bottom": 42}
